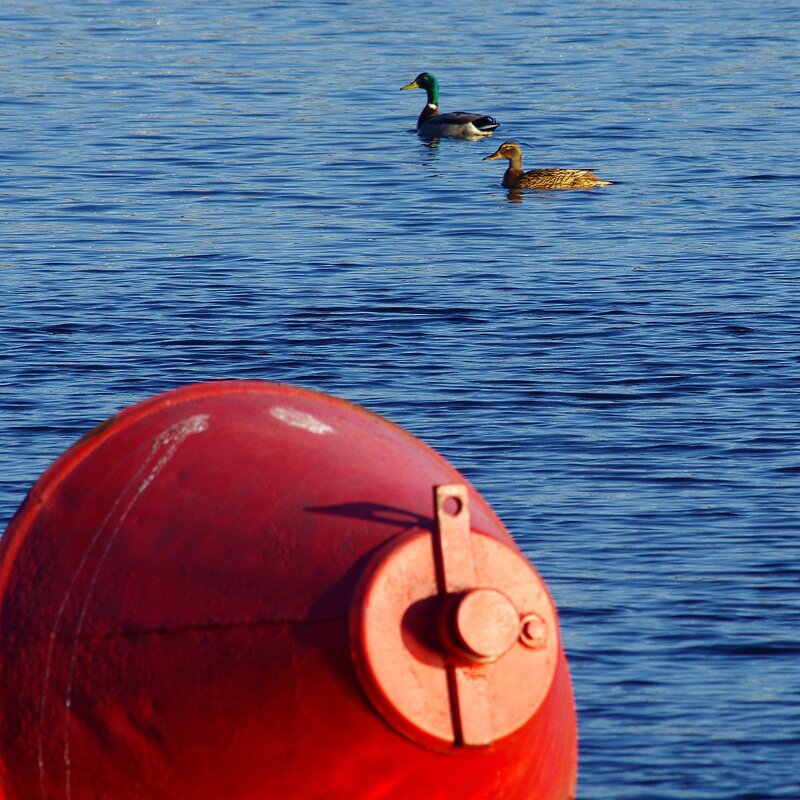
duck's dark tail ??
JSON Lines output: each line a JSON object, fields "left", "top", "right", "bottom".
{"left": 475, "top": 116, "right": 500, "bottom": 133}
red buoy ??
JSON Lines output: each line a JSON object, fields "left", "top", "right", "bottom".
{"left": 0, "top": 381, "right": 577, "bottom": 799}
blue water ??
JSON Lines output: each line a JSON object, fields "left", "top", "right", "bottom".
{"left": 2, "top": 0, "right": 799, "bottom": 797}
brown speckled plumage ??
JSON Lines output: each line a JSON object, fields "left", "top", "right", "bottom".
{"left": 483, "top": 141, "right": 612, "bottom": 190}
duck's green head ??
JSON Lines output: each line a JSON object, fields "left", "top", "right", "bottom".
{"left": 400, "top": 72, "right": 439, "bottom": 105}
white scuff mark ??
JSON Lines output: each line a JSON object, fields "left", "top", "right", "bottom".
{"left": 270, "top": 406, "right": 335, "bottom": 435}
{"left": 151, "top": 414, "right": 210, "bottom": 449}
{"left": 36, "top": 414, "right": 209, "bottom": 800}
{"left": 135, "top": 415, "right": 210, "bottom": 497}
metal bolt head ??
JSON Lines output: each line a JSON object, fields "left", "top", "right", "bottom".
{"left": 519, "top": 613, "right": 548, "bottom": 650}
{"left": 449, "top": 588, "right": 521, "bottom": 664}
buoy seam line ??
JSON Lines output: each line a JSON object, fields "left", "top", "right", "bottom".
{"left": 3, "top": 615, "right": 348, "bottom": 646}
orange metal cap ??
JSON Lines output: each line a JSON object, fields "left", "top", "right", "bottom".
{"left": 350, "top": 484, "right": 559, "bottom": 750}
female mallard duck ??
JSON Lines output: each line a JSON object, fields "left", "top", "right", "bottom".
{"left": 400, "top": 72, "right": 499, "bottom": 140}
{"left": 483, "top": 141, "right": 613, "bottom": 190}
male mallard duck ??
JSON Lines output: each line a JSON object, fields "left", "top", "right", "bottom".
{"left": 400, "top": 72, "right": 499, "bottom": 140}
{"left": 483, "top": 141, "right": 613, "bottom": 190}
